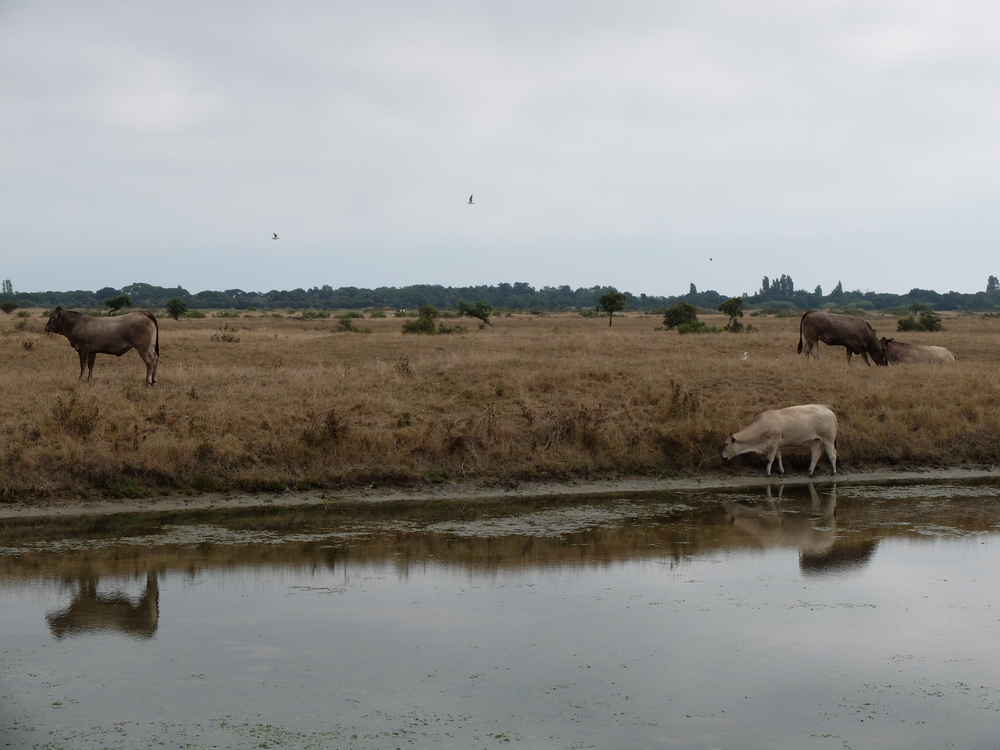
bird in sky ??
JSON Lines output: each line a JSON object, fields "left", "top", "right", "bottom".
{"left": 272, "top": 233, "right": 279, "bottom": 240}
{"left": 468, "top": 195, "right": 474, "bottom": 204}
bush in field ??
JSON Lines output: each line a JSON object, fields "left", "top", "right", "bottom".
{"left": 0, "top": 301, "right": 18, "bottom": 315}
{"left": 457, "top": 299, "right": 492, "bottom": 326}
{"left": 718, "top": 297, "right": 744, "bottom": 332}
{"left": 401, "top": 305, "right": 439, "bottom": 334}
{"left": 898, "top": 311, "right": 943, "bottom": 332}
{"left": 663, "top": 301, "right": 699, "bottom": 330}
{"left": 336, "top": 315, "right": 370, "bottom": 333}
{"left": 104, "top": 295, "right": 131, "bottom": 314}
{"left": 165, "top": 297, "right": 187, "bottom": 320}
{"left": 677, "top": 321, "right": 721, "bottom": 334}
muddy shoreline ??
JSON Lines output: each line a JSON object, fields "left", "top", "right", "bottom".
{"left": 3, "top": 466, "right": 1000, "bottom": 520}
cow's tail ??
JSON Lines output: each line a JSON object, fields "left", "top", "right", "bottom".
{"left": 144, "top": 311, "right": 160, "bottom": 356}
{"left": 797, "top": 315, "right": 805, "bottom": 354}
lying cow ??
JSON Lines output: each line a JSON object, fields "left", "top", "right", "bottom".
{"left": 45, "top": 306, "right": 159, "bottom": 385}
{"left": 722, "top": 404, "right": 838, "bottom": 476}
{"left": 798, "top": 310, "right": 888, "bottom": 366}
{"left": 878, "top": 337, "right": 956, "bottom": 364}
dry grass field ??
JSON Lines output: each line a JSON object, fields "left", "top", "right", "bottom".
{"left": 2, "top": 308, "right": 1000, "bottom": 500}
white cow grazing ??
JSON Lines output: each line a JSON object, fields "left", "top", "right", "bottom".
{"left": 722, "top": 404, "right": 838, "bottom": 476}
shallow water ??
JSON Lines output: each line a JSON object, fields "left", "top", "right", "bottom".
{"left": 3, "top": 482, "right": 1000, "bottom": 749}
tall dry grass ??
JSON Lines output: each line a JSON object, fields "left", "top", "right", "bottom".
{"left": 2, "top": 309, "right": 1000, "bottom": 499}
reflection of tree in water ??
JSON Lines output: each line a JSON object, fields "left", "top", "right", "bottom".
{"left": 46, "top": 571, "right": 159, "bottom": 639}
{"left": 723, "top": 484, "right": 879, "bottom": 576}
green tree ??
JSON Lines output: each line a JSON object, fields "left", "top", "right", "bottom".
{"left": 0, "top": 300, "right": 18, "bottom": 315}
{"left": 1, "top": 279, "right": 12, "bottom": 294}
{"left": 988, "top": 275, "right": 999, "bottom": 294}
{"left": 105, "top": 294, "right": 132, "bottom": 314}
{"left": 597, "top": 290, "right": 626, "bottom": 326}
{"left": 165, "top": 297, "right": 188, "bottom": 320}
{"left": 718, "top": 297, "right": 744, "bottom": 332}
{"left": 457, "top": 299, "right": 493, "bottom": 326}
{"left": 663, "top": 301, "right": 698, "bottom": 330}
{"left": 401, "top": 305, "right": 439, "bottom": 334}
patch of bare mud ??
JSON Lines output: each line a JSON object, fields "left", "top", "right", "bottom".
{"left": 1, "top": 467, "right": 999, "bottom": 520}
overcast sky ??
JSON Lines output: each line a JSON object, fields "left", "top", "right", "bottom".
{"left": 3, "top": 1, "right": 999, "bottom": 298}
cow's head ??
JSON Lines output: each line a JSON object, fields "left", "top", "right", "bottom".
{"left": 872, "top": 341, "right": 889, "bottom": 366}
{"left": 722, "top": 434, "right": 738, "bottom": 460}
{"left": 44, "top": 306, "right": 66, "bottom": 334}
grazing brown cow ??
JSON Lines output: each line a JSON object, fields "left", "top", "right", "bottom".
{"left": 798, "top": 310, "right": 888, "bottom": 366}
{"left": 45, "top": 306, "right": 159, "bottom": 385}
{"left": 722, "top": 404, "right": 838, "bottom": 476}
{"left": 878, "top": 337, "right": 956, "bottom": 364}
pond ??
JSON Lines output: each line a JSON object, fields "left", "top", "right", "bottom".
{"left": 3, "top": 481, "right": 1000, "bottom": 749}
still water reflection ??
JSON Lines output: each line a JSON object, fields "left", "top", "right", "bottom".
{"left": 3, "top": 482, "right": 1000, "bottom": 749}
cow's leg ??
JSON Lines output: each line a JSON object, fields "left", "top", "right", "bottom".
{"left": 775, "top": 449, "right": 784, "bottom": 475}
{"left": 860, "top": 352, "right": 872, "bottom": 367}
{"left": 808, "top": 440, "right": 822, "bottom": 475}
{"left": 809, "top": 341, "right": 820, "bottom": 360}
{"left": 765, "top": 446, "right": 776, "bottom": 476}
{"left": 87, "top": 352, "right": 97, "bottom": 380}
{"left": 140, "top": 347, "right": 157, "bottom": 386}
{"left": 823, "top": 439, "right": 837, "bottom": 474}
{"left": 77, "top": 350, "right": 88, "bottom": 380}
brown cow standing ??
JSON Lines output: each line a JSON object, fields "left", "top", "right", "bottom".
{"left": 45, "top": 306, "right": 159, "bottom": 385}
{"left": 798, "top": 310, "right": 888, "bottom": 366}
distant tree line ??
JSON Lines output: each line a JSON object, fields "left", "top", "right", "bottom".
{"left": 4, "top": 276, "right": 1000, "bottom": 313}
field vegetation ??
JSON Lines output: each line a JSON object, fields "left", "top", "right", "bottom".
{"left": 2, "top": 308, "right": 1000, "bottom": 501}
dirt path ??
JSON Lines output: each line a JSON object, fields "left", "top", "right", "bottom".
{"left": 2, "top": 467, "right": 999, "bottom": 520}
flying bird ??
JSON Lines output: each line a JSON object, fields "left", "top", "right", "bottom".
{"left": 272, "top": 233, "right": 279, "bottom": 240}
{"left": 468, "top": 195, "right": 474, "bottom": 204}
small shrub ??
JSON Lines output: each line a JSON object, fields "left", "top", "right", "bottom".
{"left": 16, "top": 310, "right": 30, "bottom": 318}
{"left": 13, "top": 318, "right": 26, "bottom": 331}
{"left": 210, "top": 324, "right": 241, "bottom": 343}
{"left": 104, "top": 295, "right": 131, "bottom": 314}
{"left": 401, "top": 305, "right": 440, "bottom": 334}
{"left": 663, "top": 301, "right": 699, "bottom": 330}
{"left": 676, "top": 321, "right": 721, "bottom": 334}
{"left": 183, "top": 309, "right": 207, "bottom": 318}
{"left": 193, "top": 473, "right": 229, "bottom": 493}
{"left": 0, "top": 301, "right": 18, "bottom": 315}
{"left": 394, "top": 356, "right": 413, "bottom": 376}
{"left": 300, "top": 310, "right": 331, "bottom": 319}
{"left": 213, "top": 310, "right": 240, "bottom": 318}
{"left": 106, "top": 479, "right": 149, "bottom": 499}
{"left": 21, "top": 339, "right": 34, "bottom": 351}
{"left": 52, "top": 396, "right": 99, "bottom": 438}
{"left": 426, "top": 468, "right": 451, "bottom": 484}
{"left": 898, "top": 311, "right": 943, "bottom": 332}
{"left": 368, "top": 306, "right": 386, "bottom": 318}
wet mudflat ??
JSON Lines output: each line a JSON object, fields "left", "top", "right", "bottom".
{"left": 2, "top": 482, "right": 1000, "bottom": 749}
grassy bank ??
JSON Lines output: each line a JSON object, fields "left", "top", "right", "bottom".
{"left": 2, "top": 309, "right": 999, "bottom": 500}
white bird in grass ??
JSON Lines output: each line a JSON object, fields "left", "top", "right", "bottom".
{"left": 741, "top": 352, "right": 748, "bottom": 362}
{"left": 272, "top": 233, "right": 279, "bottom": 240}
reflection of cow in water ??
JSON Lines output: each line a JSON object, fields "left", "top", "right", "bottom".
{"left": 46, "top": 572, "right": 159, "bottom": 639}
{"left": 724, "top": 484, "right": 879, "bottom": 576}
